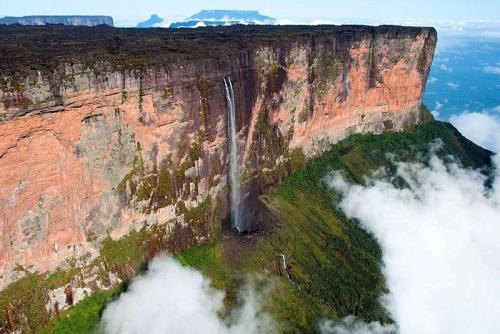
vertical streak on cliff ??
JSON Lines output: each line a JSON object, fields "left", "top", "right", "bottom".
{"left": 224, "top": 78, "right": 244, "bottom": 232}
{"left": 0, "top": 26, "right": 437, "bottom": 293}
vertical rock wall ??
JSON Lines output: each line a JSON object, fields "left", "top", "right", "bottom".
{"left": 0, "top": 25, "right": 436, "bottom": 289}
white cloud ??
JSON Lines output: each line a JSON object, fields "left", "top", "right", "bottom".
{"left": 428, "top": 77, "right": 438, "bottom": 84}
{"left": 431, "top": 110, "right": 440, "bottom": 119}
{"left": 479, "top": 31, "right": 500, "bottom": 38}
{"left": 430, "top": 101, "right": 444, "bottom": 119}
{"left": 310, "top": 19, "right": 338, "bottom": 25}
{"left": 484, "top": 66, "right": 500, "bottom": 75}
{"left": 446, "top": 82, "right": 460, "bottom": 90}
{"left": 450, "top": 107, "right": 500, "bottom": 153}
{"left": 320, "top": 316, "right": 396, "bottom": 334}
{"left": 194, "top": 21, "right": 207, "bottom": 28}
{"left": 439, "top": 64, "right": 453, "bottom": 73}
{"left": 100, "top": 257, "right": 275, "bottom": 334}
{"left": 274, "top": 18, "right": 337, "bottom": 25}
{"left": 327, "top": 149, "right": 500, "bottom": 334}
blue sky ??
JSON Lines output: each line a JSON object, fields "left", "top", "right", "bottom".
{"left": 1, "top": 0, "right": 499, "bottom": 27}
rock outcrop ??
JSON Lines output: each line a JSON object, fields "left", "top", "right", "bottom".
{"left": 0, "top": 25, "right": 436, "bottom": 290}
{"left": 0, "top": 15, "right": 114, "bottom": 26}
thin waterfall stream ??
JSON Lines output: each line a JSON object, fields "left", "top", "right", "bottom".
{"left": 223, "top": 77, "right": 245, "bottom": 232}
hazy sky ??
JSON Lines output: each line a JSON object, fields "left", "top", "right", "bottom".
{"left": 1, "top": 0, "right": 499, "bottom": 27}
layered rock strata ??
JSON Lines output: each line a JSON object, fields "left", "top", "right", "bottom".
{"left": 0, "top": 25, "right": 436, "bottom": 290}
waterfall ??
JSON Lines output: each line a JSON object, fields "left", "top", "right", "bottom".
{"left": 223, "top": 77, "right": 244, "bottom": 232}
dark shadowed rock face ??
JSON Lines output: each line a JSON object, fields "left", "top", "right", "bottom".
{"left": 0, "top": 25, "right": 436, "bottom": 290}
{"left": 0, "top": 15, "right": 114, "bottom": 26}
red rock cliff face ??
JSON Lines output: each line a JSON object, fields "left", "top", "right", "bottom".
{"left": 0, "top": 25, "right": 436, "bottom": 289}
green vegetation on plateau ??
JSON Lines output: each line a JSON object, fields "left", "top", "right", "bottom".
{"left": 2, "top": 120, "right": 491, "bottom": 333}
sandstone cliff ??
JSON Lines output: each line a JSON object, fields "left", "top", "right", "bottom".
{"left": 0, "top": 25, "right": 436, "bottom": 292}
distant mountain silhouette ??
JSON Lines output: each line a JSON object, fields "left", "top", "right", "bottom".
{"left": 136, "top": 14, "right": 164, "bottom": 28}
{"left": 0, "top": 15, "right": 113, "bottom": 26}
{"left": 169, "top": 10, "right": 275, "bottom": 28}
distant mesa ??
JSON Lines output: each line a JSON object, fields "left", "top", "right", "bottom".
{"left": 136, "top": 14, "right": 164, "bottom": 28}
{"left": 169, "top": 20, "right": 237, "bottom": 29}
{"left": 188, "top": 10, "right": 274, "bottom": 22}
{"left": 0, "top": 15, "right": 114, "bottom": 26}
{"left": 169, "top": 10, "right": 275, "bottom": 28}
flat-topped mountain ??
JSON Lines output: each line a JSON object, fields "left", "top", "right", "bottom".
{"left": 0, "top": 15, "right": 114, "bottom": 26}
{"left": 188, "top": 10, "right": 275, "bottom": 22}
{"left": 0, "top": 24, "right": 436, "bottom": 332}
{"left": 169, "top": 9, "right": 275, "bottom": 28}
{"left": 136, "top": 14, "right": 164, "bottom": 28}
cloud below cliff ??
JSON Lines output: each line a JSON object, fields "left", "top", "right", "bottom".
{"left": 100, "top": 256, "right": 274, "bottom": 334}
{"left": 327, "top": 150, "right": 500, "bottom": 334}
{"left": 450, "top": 106, "right": 500, "bottom": 153}
{"left": 320, "top": 316, "right": 396, "bottom": 334}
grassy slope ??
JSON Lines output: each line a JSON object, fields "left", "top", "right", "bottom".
{"left": 47, "top": 121, "right": 492, "bottom": 333}
{"left": 239, "top": 121, "right": 492, "bottom": 331}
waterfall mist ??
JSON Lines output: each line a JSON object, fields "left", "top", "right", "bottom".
{"left": 224, "top": 77, "right": 245, "bottom": 232}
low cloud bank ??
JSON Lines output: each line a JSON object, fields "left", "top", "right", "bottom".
{"left": 100, "top": 257, "right": 275, "bottom": 334}
{"left": 450, "top": 106, "right": 500, "bottom": 153}
{"left": 320, "top": 316, "right": 396, "bottom": 334}
{"left": 327, "top": 151, "right": 500, "bottom": 334}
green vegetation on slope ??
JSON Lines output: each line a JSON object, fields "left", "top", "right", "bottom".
{"left": 43, "top": 288, "right": 124, "bottom": 334}
{"left": 239, "top": 121, "right": 491, "bottom": 330}
{"left": 162, "top": 121, "right": 491, "bottom": 333}
{"left": 24, "top": 120, "right": 491, "bottom": 333}
{"left": 194, "top": 121, "right": 491, "bottom": 331}
{"left": 176, "top": 242, "right": 230, "bottom": 290}
{"left": 0, "top": 199, "right": 219, "bottom": 334}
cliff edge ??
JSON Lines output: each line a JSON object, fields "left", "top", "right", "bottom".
{"left": 0, "top": 25, "right": 436, "bottom": 293}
